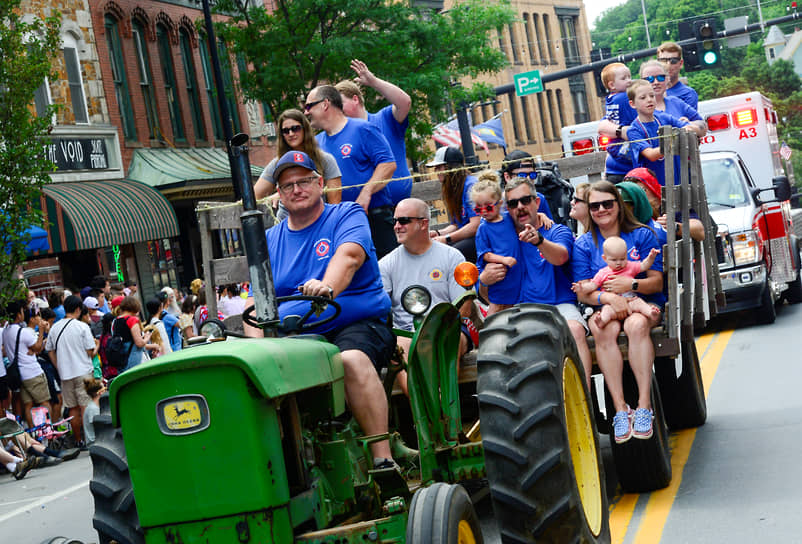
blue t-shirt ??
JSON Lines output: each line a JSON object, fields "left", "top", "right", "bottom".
{"left": 572, "top": 226, "right": 665, "bottom": 306}
{"left": 665, "top": 81, "right": 698, "bottom": 110}
{"left": 160, "top": 310, "right": 182, "bottom": 352}
{"left": 627, "top": 112, "right": 688, "bottom": 187}
{"left": 659, "top": 96, "right": 702, "bottom": 122}
{"left": 266, "top": 203, "right": 391, "bottom": 333}
{"left": 475, "top": 213, "right": 522, "bottom": 305}
{"left": 603, "top": 92, "right": 638, "bottom": 176}
{"left": 518, "top": 223, "right": 576, "bottom": 305}
{"left": 316, "top": 118, "right": 396, "bottom": 209}
{"left": 453, "top": 175, "right": 479, "bottom": 228}
{"left": 53, "top": 305, "right": 65, "bottom": 322}
{"left": 368, "top": 106, "right": 411, "bottom": 205}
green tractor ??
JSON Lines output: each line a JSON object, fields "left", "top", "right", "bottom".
{"left": 89, "top": 283, "right": 611, "bottom": 543}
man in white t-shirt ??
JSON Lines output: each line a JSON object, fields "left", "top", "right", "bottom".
{"left": 45, "top": 295, "right": 96, "bottom": 447}
{"left": 379, "top": 198, "right": 474, "bottom": 394}
{"left": 0, "top": 323, "right": 8, "bottom": 413}
{"left": 3, "top": 300, "right": 50, "bottom": 426}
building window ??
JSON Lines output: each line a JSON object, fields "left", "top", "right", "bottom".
{"left": 198, "top": 39, "right": 224, "bottom": 141}
{"left": 62, "top": 35, "right": 88, "bottom": 124}
{"left": 519, "top": 96, "right": 531, "bottom": 142}
{"left": 33, "top": 78, "right": 52, "bottom": 119}
{"left": 559, "top": 15, "right": 581, "bottom": 66}
{"left": 536, "top": 93, "right": 551, "bottom": 141}
{"left": 509, "top": 94, "right": 523, "bottom": 144}
{"left": 179, "top": 29, "right": 206, "bottom": 141}
{"left": 556, "top": 89, "right": 566, "bottom": 127}
{"left": 217, "top": 41, "right": 241, "bottom": 134}
{"left": 156, "top": 25, "right": 185, "bottom": 141}
{"left": 132, "top": 20, "right": 160, "bottom": 139}
{"left": 543, "top": 14, "right": 555, "bottom": 64}
{"left": 104, "top": 15, "right": 136, "bottom": 140}
{"left": 523, "top": 14, "right": 537, "bottom": 64}
{"left": 533, "top": 14, "right": 546, "bottom": 63}
{"left": 508, "top": 22, "right": 520, "bottom": 63}
{"left": 497, "top": 26, "right": 508, "bottom": 61}
{"left": 571, "top": 86, "right": 590, "bottom": 123}
{"left": 547, "top": 90, "right": 560, "bottom": 139}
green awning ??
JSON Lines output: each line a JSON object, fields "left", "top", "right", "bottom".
{"left": 127, "top": 147, "right": 264, "bottom": 187}
{"left": 40, "top": 179, "right": 180, "bottom": 253}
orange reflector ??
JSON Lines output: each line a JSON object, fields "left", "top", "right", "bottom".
{"left": 733, "top": 108, "right": 757, "bottom": 127}
{"left": 454, "top": 262, "right": 479, "bottom": 288}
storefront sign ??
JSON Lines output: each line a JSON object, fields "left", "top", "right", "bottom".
{"left": 44, "top": 138, "right": 109, "bottom": 171}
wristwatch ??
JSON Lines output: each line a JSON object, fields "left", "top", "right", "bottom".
{"left": 533, "top": 231, "right": 544, "bottom": 246}
{"left": 631, "top": 280, "right": 639, "bottom": 292}
{"left": 615, "top": 125, "right": 623, "bottom": 139}
{"left": 445, "top": 235, "right": 453, "bottom": 244}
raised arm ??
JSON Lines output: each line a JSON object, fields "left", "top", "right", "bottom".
{"left": 351, "top": 59, "right": 411, "bottom": 123}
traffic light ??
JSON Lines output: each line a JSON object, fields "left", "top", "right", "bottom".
{"left": 678, "top": 21, "right": 700, "bottom": 71}
{"left": 694, "top": 18, "right": 721, "bottom": 68}
{"left": 590, "top": 47, "right": 612, "bottom": 97}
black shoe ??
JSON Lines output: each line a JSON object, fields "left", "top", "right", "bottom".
{"left": 42, "top": 456, "right": 63, "bottom": 467}
{"left": 58, "top": 448, "right": 81, "bottom": 461}
{"left": 77, "top": 441, "right": 89, "bottom": 452}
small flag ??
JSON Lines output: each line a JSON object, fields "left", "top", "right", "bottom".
{"left": 780, "top": 141, "right": 792, "bottom": 161}
{"left": 473, "top": 118, "right": 507, "bottom": 149}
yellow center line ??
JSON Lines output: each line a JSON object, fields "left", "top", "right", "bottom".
{"left": 609, "top": 329, "right": 733, "bottom": 543}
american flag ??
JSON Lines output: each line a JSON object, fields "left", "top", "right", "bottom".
{"left": 432, "top": 122, "right": 488, "bottom": 153}
{"left": 780, "top": 141, "right": 792, "bottom": 161}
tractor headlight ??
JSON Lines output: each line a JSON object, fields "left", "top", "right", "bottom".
{"left": 731, "top": 230, "right": 761, "bottom": 266}
{"left": 401, "top": 285, "right": 431, "bottom": 316}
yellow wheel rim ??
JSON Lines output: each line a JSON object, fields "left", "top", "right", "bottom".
{"left": 563, "top": 356, "right": 603, "bottom": 536}
{"left": 457, "top": 520, "right": 477, "bottom": 544}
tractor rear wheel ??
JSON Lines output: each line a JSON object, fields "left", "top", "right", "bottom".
{"left": 406, "top": 483, "right": 482, "bottom": 544}
{"left": 89, "top": 394, "right": 143, "bottom": 544}
{"left": 477, "top": 304, "right": 610, "bottom": 543}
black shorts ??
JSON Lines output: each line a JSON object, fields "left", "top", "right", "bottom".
{"left": 0, "top": 375, "right": 8, "bottom": 400}
{"left": 324, "top": 318, "right": 395, "bottom": 372}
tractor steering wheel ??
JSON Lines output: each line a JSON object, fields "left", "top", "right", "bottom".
{"left": 242, "top": 295, "right": 341, "bottom": 334}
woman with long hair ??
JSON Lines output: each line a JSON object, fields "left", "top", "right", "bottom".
{"left": 425, "top": 146, "right": 480, "bottom": 262}
{"left": 569, "top": 181, "right": 591, "bottom": 234}
{"left": 254, "top": 109, "right": 342, "bottom": 208}
{"left": 571, "top": 181, "right": 664, "bottom": 444}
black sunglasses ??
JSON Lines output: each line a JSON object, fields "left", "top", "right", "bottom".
{"left": 506, "top": 194, "right": 534, "bottom": 209}
{"left": 393, "top": 216, "right": 424, "bottom": 225}
{"left": 572, "top": 197, "right": 586, "bottom": 204}
{"left": 281, "top": 125, "right": 303, "bottom": 135}
{"left": 304, "top": 98, "right": 325, "bottom": 112}
{"left": 644, "top": 75, "right": 666, "bottom": 83}
{"left": 516, "top": 172, "right": 538, "bottom": 180}
{"left": 588, "top": 199, "right": 617, "bottom": 212}
{"left": 658, "top": 57, "right": 681, "bottom": 65}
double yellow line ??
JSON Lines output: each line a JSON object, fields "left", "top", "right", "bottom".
{"left": 609, "top": 329, "right": 734, "bottom": 543}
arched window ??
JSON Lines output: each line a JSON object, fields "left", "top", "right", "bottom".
{"left": 179, "top": 28, "right": 205, "bottom": 141}
{"left": 156, "top": 24, "right": 185, "bottom": 141}
{"left": 104, "top": 14, "right": 136, "bottom": 140}
{"left": 198, "top": 39, "right": 223, "bottom": 141}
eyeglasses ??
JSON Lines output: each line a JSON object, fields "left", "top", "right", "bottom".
{"left": 644, "top": 75, "right": 666, "bottom": 83}
{"left": 658, "top": 57, "right": 681, "bottom": 65}
{"left": 506, "top": 194, "right": 534, "bottom": 209}
{"left": 281, "top": 125, "right": 303, "bottom": 135}
{"left": 303, "top": 98, "right": 326, "bottom": 112}
{"left": 473, "top": 200, "right": 500, "bottom": 214}
{"left": 515, "top": 171, "right": 538, "bottom": 180}
{"left": 277, "top": 176, "right": 317, "bottom": 194}
{"left": 571, "top": 197, "right": 586, "bottom": 205}
{"left": 392, "top": 216, "right": 424, "bottom": 225}
{"left": 588, "top": 199, "right": 617, "bottom": 212}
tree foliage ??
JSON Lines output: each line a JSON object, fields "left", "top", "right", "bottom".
{"left": 0, "top": 1, "right": 61, "bottom": 310}
{"left": 211, "top": 0, "right": 515, "bottom": 163}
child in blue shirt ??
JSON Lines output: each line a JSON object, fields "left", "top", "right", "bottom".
{"left": 600, "top": 63, "right": 635, "bottom": 182}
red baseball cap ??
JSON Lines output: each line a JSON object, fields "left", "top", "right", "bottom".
{"left": 623, "top": 167, "right": 661, "bottom": 198}
{"left": 111, "top": 295, "right": 124, "bottom": 309}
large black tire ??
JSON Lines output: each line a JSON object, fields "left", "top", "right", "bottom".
{"left": 407, "top": 483, "right": 483, "bottom": 544}
{"left": 755, "top": 281, "right": 776, "bottom": 324}
{"left": 656, "top": 340, "right": 707, "bottom": 430}
{"left": 477, "top": 304, "right": 610, "bottom": 544}
{"left": 89, "top": 394, "right": 143, "bottom": 544}
{"left": 605, "top": 370, "right": 672, "bottom": 493}
{"left": 783, "top": 242, "right": 802, "bottom": 304}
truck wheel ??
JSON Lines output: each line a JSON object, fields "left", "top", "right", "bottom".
{"left": 783, "top": 244, "right": 802, "bottom": 304}
{"left": 755, "top": 282, "right": 776, "bottom": 325}
{"left": 477, "top": 304, "right": 610, "bottom": 543}
{"left": 656, "top": 340, "right": 706, "bottom": 430}
{"left": 406, "top": 483, "right": 482, "bottom": 544}
{"left": 605, "top": 370, "right": 672, "bottom": 493}
{"left": 89, "top": 394, "right": 143, "bottom": 544}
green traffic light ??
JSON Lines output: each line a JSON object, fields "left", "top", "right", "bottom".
{"left": 703, "top": 50, "right": 718, "bottom": 65}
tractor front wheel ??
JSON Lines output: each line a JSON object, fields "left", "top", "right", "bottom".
{"left": 406, "top": 483, "right": 482, "bottom": 544}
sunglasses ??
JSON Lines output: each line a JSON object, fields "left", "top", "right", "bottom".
{"left": 658, "top": 57, "right": 681, "bottom": 65}
{"left": 281, "top": 125, "right": 303, "bottom": 135}
{"left": 588, "top": 199, "right": 617, "bottom": 212}
{"left": 572, "top": 197, "right": 586, "bottom": 204}
{"left": 393, "top": 216, "right": 424, "bottom": 225}
{"left": 303, "top": 98, "right": 325, "bottom": 112}
{"left": 516, "top": 171, "right": 538, "bottom": 180}
{"left": 644, "top": 74, "right": 666, "bottom": 83}
{"left": 278, "top": 176, "right": 317, "bottom": 194}
{"left": 506, "top": 194, "right": 534, "bottom": 209}
{"left": 473, "top": 200, "right": 500, "bottom": 214}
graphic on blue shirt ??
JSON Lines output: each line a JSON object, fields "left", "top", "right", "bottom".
{"left": 518, "top": 223, "right": 576, "bottom": 305}
{"left": 475, "top": 213, "right": 523, "bottom": 305}
{"left": 368, "top": 106, "right": 411, "bottom": 205}
{"left": 266, "top": 203, "right": 391, "bottom": 333}
{"left": 628, "top": 111, "right": 688, "bottom": 186}
{"left": 604, "top": 92, "right": 638, "bottom": 176}
{"left": 316, "top": 118, "right": 396, "bottom": 209}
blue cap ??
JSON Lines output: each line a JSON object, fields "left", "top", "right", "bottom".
{"left": 273, "top": 151, "right": 319, "bottom": 182}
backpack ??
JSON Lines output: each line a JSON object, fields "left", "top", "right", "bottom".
{"left": 106, "top": 317, "right": 134, "bottom": 369}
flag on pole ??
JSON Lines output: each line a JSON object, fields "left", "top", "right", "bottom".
{"left": 473, "top": 117, "right": 507, "bottom": 150}
{"left": 780, "top": 141, "right": 792, "bottom": 161}
{"left": 432, "top": 121, "right": 489, "bottom": 153}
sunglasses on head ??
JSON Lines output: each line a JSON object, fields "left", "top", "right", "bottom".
{"left": 473, "top": 200, "right": 500, "bottom": 214}
{"left": 658, "top": 57, "right": 681, "bottom": 65}
{"left": 393, "top": 216, "right": 424, "bottom": 225}
{"left": 281, "top": 125, "right": 303, "bottom": 135}
{"left": 644, "top": 74, "right": 666, "bottom": 83}
{"left": 588, "top": 199, "right": 617, "bottom": 212}
{"left": 516, "top": 171, "right": 538, "bottom": 180}
{"left": 506, "top": 194, "right": 534, "bottom": 209}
